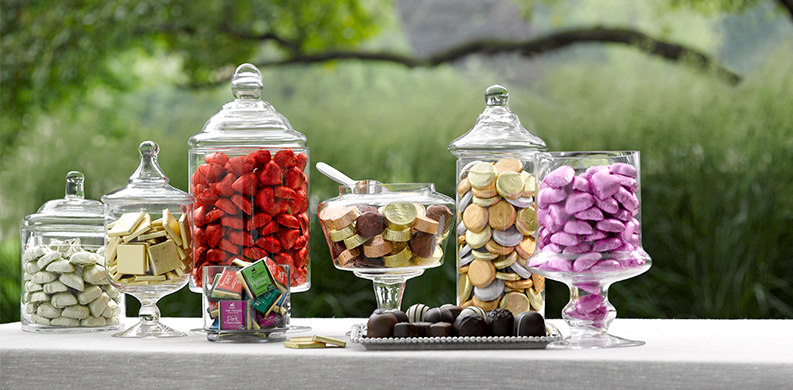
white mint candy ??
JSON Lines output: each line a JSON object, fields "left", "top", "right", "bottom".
{"left": 46, "top": 259, "right": 76, "bottom": 273}
{"left": 43, "top": 280, "right": 69, "bottom": 294}
{"left": 61, "top": 305, "right": 90, "bottom": 319}
{"left": 51, "top": 292, "right": 78, "bottom": 308}
{"left": 59, "top": 273, "right": 84, "bottom": 291}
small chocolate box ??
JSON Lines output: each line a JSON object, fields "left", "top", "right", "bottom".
{"left": 219, "top": 300, "right": 247, "bottom": 331}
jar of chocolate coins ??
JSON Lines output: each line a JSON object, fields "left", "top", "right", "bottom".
{"left": 188, "top": 63, "right": 310, "bottom": 293}
{"left": 447, "top": 84, "right": 548, "bottom": 318}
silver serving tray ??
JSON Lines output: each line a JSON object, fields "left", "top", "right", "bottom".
{"left": 349, "top": 323, "right": 562, "bottom": 350}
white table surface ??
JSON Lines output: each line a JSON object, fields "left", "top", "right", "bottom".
{"left": 1, "top": 318, "right": 791, "bottom": 389}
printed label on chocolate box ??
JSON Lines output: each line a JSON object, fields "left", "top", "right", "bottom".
{"left": 257, "top": 312, "right": 282, "bottom": 328}
{"left": 237, "top": 260, "right": 274, "bottom": 297}
{"left": 212, "top": 268, "right": 243, "bottom": 299}
{"left": 220, "top": 300, "right": 247, "bottom": 330}
{"left": 265, "top": 258, "right": 289, "bottom": 292}
{"left": 250, "top": 288, "right": 280, "bottom": 314}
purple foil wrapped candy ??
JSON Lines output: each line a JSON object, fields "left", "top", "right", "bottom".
{"left": 576, "top": 282, "right": 601, "bottom": 294}
{"left": 612, "top": 209, "right": 633, "bottom": 222}
{"left": 564, "top": 219, "right": 594, "bottom": 235}
{"left": 574, "top": 206, "right": 604, "bottom": 221}
{"left": 614, "top": 186, "right": 639, "bottom": 213}
{"left": 563, "top": 242, "right": 591, "bottom": 255}
{"left": 590, "top": 172, "right": 622, "bottom": 200}
{"left": 565, "top": 191, "right": 595, "bottom": 214}
{"left": 594, "top": 196, "right": 620, "bottom": 214}
{"left": 543, "top": 214, "right": 564, "bottom": 234}
{"left": 545, "top": 165, "right": 575, "bottom": 188}
{"left": 590, "top": 259, "right": 622, "bottom": 272}
{"left": 571, "top": 176, "right": 590, "bottom": 192}
{"left": 583, "top": 230, "right": 609, "bottom": 242}
{"left": 576, "top": 293, "right": 605, "bottom": 313}
{"left": 610, "top": 162, "right": 637, "bottom": 178}
{"left": 544, "top": 243, "right": 563, "bottom": 253}
{"left": 545, "top": 256, "right": 573, "bottom": 272}
{"left": 592, "top": 237, "right": 624, "bottom": 252}
{"left": 616, "top": 175, "right": 638, "bottom": 192}
{"left": 583, "top": 165, "right": 609, "bottom": 180}
{"left": 538, "top": 186, "right": 568, "bottom": 206}
{"left": 550, "top": 231, "right": 581, "bottom": 246}
{"left": 572, "top": 252, "right": 602, "bottom": 271}
{"left": 595, "top": 218, "right": 625, "bottom": 233}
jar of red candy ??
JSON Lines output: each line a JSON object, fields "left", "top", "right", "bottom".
{"left": 188, "top": 64, "right": 310, "bottom": 292}
{"left": 448, "top": 85, "right": 548, "bottom": 317}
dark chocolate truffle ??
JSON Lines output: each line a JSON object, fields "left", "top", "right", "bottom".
{"left": 374, "top": 308, "right": 408, "bottom": 323}
{"left": 454, "top": 313, "right": 487, "bottom": 337}
{"left": 514, "top": 311, "right": 546, "bottom": 337}
{"left": 356, "top": 205, "right": 379, "bottom": 214}
{"left": 429, "top": 322, "right": 454, "bottom": 337}
{"left": 393, "top": 322, "right": 431, "bottom": 338}
{"left": 408, "top": 231, "right": 436, "bottom": 258}
{"left": 440, "top": 304, "right": 464, "bottom": 320}
{"left": 486, "top": 308, "right": 514, "bottom": 337}
{"left": 355, "top": 211, "right": 386, "bottom": 238}
{"left": 367, "top": 311, "right": 397, "bottom": 338}
{"left": 424, "top": 307, "right": 454, "bottom": 324}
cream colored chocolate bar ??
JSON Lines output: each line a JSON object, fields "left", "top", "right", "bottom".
{"left": 162, "top": 209, "right": 183, "bottom": 248}
{"left": 147, "top": 239, "right": 181, "bottom": 275}
{"left": 122, "top": 213, "right": 152, "bottom": 243}
{"left": 108, "top": 212, "right": 146, "bottom": 237}
{"left": 115, "top": 244, "right": 147, "bottom": 275}
{"left": 312, "top": 335, "right": 346, "bottom": 348}
{"left": 178, "top": 214, "right": 191, "bottom": 250}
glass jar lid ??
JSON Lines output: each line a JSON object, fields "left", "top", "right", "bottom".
{"left": 188, "top": 63, "right": 306, "bottom": 150}
{"left": 101, "top": 141, "right": 193, "bottom": 205}
{"left": 448, "top": 84, "right": 546, "bottom": 157}
{"left": 24, "top": 171, "right": 105, "bottom": 226}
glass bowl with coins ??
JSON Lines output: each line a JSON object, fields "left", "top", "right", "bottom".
{"left": 316, "top": 163, "right": 455, "bottom": 310}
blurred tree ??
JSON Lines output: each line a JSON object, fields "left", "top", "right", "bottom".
{"left": 2, "top": 0, "right": 787, "bottom": 156}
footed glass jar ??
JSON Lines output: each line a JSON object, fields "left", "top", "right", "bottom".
{"left": 20, "top": 171, "right": 125, "bottom": 332}
{"left": 448, "top": 85, "right": 548, "bottom": 317}
{"left": 317, "top": 180, "right": 455, "bottom": 310}
{"left": 188, "top": 63, "right": 310, "bottom": 293}
{"left": 528, "top": 151, "right": 652, "bottom": 348}
{"left": 102, "top": 141, "right": 194, "bottom": 338}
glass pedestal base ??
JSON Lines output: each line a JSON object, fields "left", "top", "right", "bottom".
{"left": 550, "top": 332, "right": 645, "bottom": 349}
{"left": 113, "top": 318, "right": 187, "bottom": 338}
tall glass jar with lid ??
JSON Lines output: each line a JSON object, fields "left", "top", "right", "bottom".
{"left": 21, "top": 171, "right": 125, "bottom": 332}
{"left": 448, "top": 84, "right": 548, "bottom": 318}
{"left": 188, "top": 64, "right": 310, "bottom": 293}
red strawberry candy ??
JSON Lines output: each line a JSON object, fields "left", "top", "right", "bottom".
{"left": 259, "top": 220, "right": 279, "bottom": 236}
{"left": 206, "top": 208, "right": 224, "bottom": 223}
{"left": 274, "top": 186, "right": 297, "bottom": 200}
{"left": 231, "top": 173, "right": 258, "bottom": 197}
{"left": 277, "top": 213, "right": 301, "bottom": 229}
{"left": 295, "top": 153, "right": 308, "bottom": 171}
{"left": 205, "top": 163, "right": 227, "bottom": 182}
{"left": 196, "top": 187, "right": 219, "bottom": 206}
{"left": 192, "top": 168, "right": 209, "bottom": 187}
{"left": 193, "top": 227, "right": 207, "bottom": 246}
{"left": 207, "top": 248, "right": 224, "bottom": 263}
{"left": 219, "top": 239, "right": 238, "bottom": 254}
{"left": 215, "top": 198, "right": 240, "bottom": 215}
{"left": 220, "top": 215, "right": 244, "bottom": 230}
{"left": 293, "top": 234, "right": 308, "bottom": 249}
{"left": 288, "top": 190, "right": 308, "bottom": 214}
{"left": 273, "top": 252, "right": 295, "bottom": 268}
{"left": 193, "top": 245, "right": 208, "bottom": 265}
{"left": 228, "top": 230, "right": 254, "bottom": 247}
{"left": 254, "top": 187, "right": 274, "bottom": 210}
{"left": 193, "top": 205, "right": 209, "bottom": 226}
{"left": 258, "top": 160, "right": 282, "bottom": 186}
{"left": 256, "top": 236, "right": 281, "bottom": 253}
{"left": 214, "top": 173, "right": 237, "bottom": 197}
{"left": 250, "top": 150, "right": 271, "bottom": 168}
{"left": 298, "top": 212, "right": 309, "bottom": 233}
{"left": 228, "top": 155, "right": 256, "bottom": 176}
{"left": 205, "top": 152, "right": 230, "bottom": 166}
{"left": 243, "top": 246, "right": 268, "bottom": 261}
{"left": 294, "top": 246, "right": 309, "bottom": 268}
{"left": 206, "top": 224, "right": 223, "bottom": 248}
{"left": 274, "top": 149, "right": 297, "bottom": 169}
{"left": 285, "top": 168, "right": 306, "bottom": 190}
{"left": 279, "top": 228, "right": 300, "bottom": 250}
{"left": 246, "top": 213, "right": 272, "bottom": 231}
{"left": 230, "top": 193, "right": 253, "bottom": 215}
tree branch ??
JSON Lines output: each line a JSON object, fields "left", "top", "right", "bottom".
{"left": 195, "top": 26, "right": 741, "bottom": 87}
{"left": 777, "top": 0, "right": 793, "bottom": 22}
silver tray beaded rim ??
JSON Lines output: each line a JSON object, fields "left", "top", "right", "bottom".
{"left": 349, "top": 322, "right": 562, "bottom": 350}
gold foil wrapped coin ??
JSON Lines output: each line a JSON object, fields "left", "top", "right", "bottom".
{"left": 383, "top": 246, "right": 412, "bottom": 267}
{"left": 488, "top": 200, "right": 517, "bottom": 231}
{"left": 468, "top": 259, "right": 496, "bottom": 288}
{"left": 500, "top": 291, "right": 530, "bottom": 316}
{"left": 328, "top": 225, "right": 355, "bottom": 242}
{"left": 494, "top": 158, "right": 523, "bottom": 174}
{"left": 520, "top": 172, "right": 536, "bottom": 197}
{"left": 495, "top": 171, "right": 525, "bottom": 200}
{"left": 383, "top": 202, "right": 417, "bottom": 228}
{"left": 527, "top": 287, "right": 543, "bottom": 311}
{"left": 462, "top": 204, "right": 489, "bottom": 233}
{"left": 458, "top": 273, "right": 473, "bottom": 301}
{"left": 467, "top": 162, "right": 498, "bottom": 189}
{"left": 465, "top": 225, "right": 492, "bottom": 249}
{"left": 515, "top": 207, "right": 537, "bottom": 236}
{"left": 382, "top": 227, "right": 411, "bottom": 242}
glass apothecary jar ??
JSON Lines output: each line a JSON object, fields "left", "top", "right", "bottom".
{"left": 102, "top": 141, "right": 194, "bottom": 338}
{"left": 317, "top": 181, "right": 455, "bottom": 310}
{"left": 188, "top": 63, "right": 310, "bottom": 293}
{"left": 21, "top": 171, "right": 125, "bottom": 332}
{"left": 447, "top": 84, "right": 548, "bottom": 317}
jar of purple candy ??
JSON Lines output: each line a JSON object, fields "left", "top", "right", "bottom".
{"left": 528, "top": 151, "right": 652, "bottom": 349}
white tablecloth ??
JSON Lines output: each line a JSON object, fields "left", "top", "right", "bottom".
{"left": 1, "top": 318, "right": 791, "bottom": 389}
